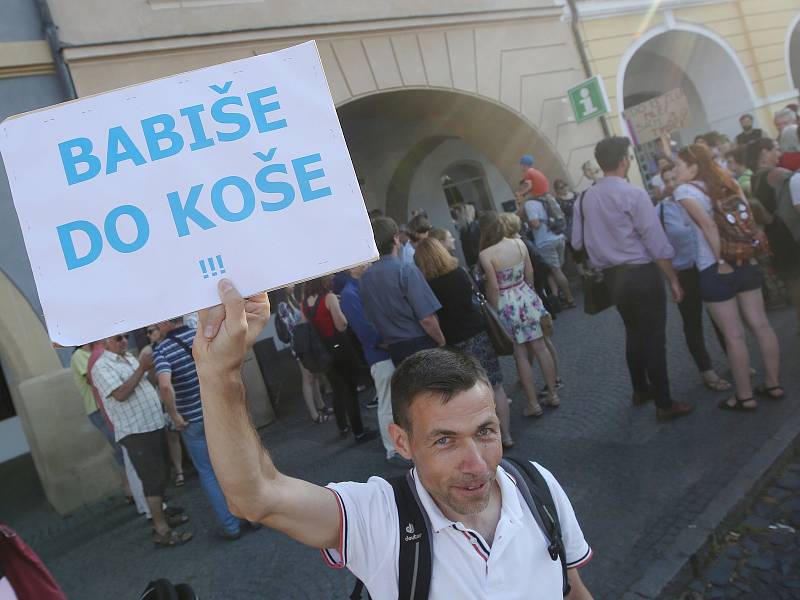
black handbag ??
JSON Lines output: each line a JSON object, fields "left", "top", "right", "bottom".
{"left": 464, "top": 268, "right": 515, "bottom": 356}
{"left": 581, "top": 268, "right": 612, "bottom": 315}
{"left": 578, "top": 194, "right": 613, "bottom": 315}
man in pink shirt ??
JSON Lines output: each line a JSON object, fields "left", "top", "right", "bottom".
{"left": 572, "top": 136, "right": 693, "bottom": 422}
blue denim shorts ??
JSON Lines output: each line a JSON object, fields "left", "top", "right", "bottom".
{"left": 699, "top": 262, "right": 762, "bottom": 303}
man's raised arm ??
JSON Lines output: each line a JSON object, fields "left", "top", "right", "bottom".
{"left": 193, "top": 279, "right": 342, "bottom": 549}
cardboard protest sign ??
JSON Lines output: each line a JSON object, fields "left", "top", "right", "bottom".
{"left": 0, "top": 41, "right": 377, "bottom": 346}
{"left": 622, "top": 88, "right": 691, "bottom": 144}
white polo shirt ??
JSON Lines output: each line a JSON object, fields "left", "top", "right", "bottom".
{"left": 322, "top": 462, "right": 592, "bottom": 600}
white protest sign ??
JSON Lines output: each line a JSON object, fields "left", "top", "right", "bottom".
{"left": 0, "top": 41, "right": 377, "bottom": 346}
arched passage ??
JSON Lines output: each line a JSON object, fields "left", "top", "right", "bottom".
{"left": 618, "top": 25, "right": 757, "bottom": 144}
{"left": 337, "top": 89, "right": 569, "bottom": 226}
{"left": 788, "top": 14, "right": 800, "bottom": 91}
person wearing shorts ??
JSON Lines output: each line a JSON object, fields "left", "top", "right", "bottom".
{"left": 92, "top": 334, "right": 193, "bottom": 548}
{"left": 674, "top": 143, "right": 783, "bottom": 412}
{"left": 523, "top": 197, "right": 576, "bottom": 308}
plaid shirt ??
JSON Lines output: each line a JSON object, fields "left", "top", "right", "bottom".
{"left": 91, "top": 350, "right": 164, "bottom": 442}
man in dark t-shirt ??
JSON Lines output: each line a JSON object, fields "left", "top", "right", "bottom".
{"left": 736, "top": 113, "right": 763, "bottom": 147}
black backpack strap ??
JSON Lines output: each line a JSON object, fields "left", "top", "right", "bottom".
{"left": 349, "top": 580, "right": 366, "bottom": 600}
{"left": 501, "top": 458, "right": 571, "bottom": 597}
{"left": 388, "top": 472, "right": 433, "bottom": 600}
{"left": 165, "top": 328, "right": 193, "bottom": 358}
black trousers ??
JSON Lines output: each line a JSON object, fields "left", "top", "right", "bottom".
{"left": 677, "top": 267, "right": 713, "bottom": 373}
{"left": 605, "top": 263, "right": 672, "bottom": 409}
{"left": 324, "top": 335, "right": 365, "bottom": 436}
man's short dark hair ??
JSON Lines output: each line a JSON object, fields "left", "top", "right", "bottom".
{"left": 594, "top": 136, "right": 631, "bottom": 172}
{"left": 371, "top": 216, "right": 399, "bottom": 256}
{"left": 739, "top": 113, "right": 753, "bottom": 122}
{"left": 391, "top": 347, "right": 490, "bottom": 432}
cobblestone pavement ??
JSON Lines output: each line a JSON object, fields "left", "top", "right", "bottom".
{"left": 680, "top": 456, "right": 800, "bottom": 599}
{"left": 4, "top": 299, "right": 800, "bottom": 600}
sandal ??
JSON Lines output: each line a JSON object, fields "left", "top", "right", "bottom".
{"left": 174, "top": 473, "right": 185, "bottom": 487}
{"left": 312, "top": 412, "right": 330, "bottom": 424}
{"left": 166, "top": 514, "right": 189, "bottom": 528}
{"left": 543, "top": 394, "right": 561, "bottom": 407}
{"left": 703, "top": 377, "right": 732, "bottom": 392}
{"left": 754, "top": 385, "right": 785, "bottom": 400}
{"left": 152, "top": 529, "right": 193, "bottom": 548}
{"left": 718, "top": 396, "right": 757, "bottom": 412}
{"left": 523, "top": 403, "right": 544, "bottom": 418}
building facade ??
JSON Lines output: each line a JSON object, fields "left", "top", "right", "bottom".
{"left": 0, "top": 0, "right": 797, "bottom": 513}
{"left": 576, "top": 0, "right": 799, "bottom": 146}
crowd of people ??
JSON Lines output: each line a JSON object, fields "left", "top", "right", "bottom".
{"left": 63, "top": 103, "right": 800, "bottom": 571}
{"left": 69, "top": 314, "right": 262, "bottom": 549}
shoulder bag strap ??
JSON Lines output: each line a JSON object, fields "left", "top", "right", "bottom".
{"left": 578, "top": 190, "right": 591, "bottom": 263}
{"left": 501, "top": 457, "right": 571, "bottom": 597}
{"left": 304, "top": 293, "right": 325, "bottom": 320}
{"left": 165, "top": 330, "right": 193, "bottom": 358}
{"left": 388, "top": 472, "right": 433, "bottom": 600}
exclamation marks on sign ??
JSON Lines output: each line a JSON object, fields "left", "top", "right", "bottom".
{"left": 199, "top": 255, "right": 226, "bottom": 279}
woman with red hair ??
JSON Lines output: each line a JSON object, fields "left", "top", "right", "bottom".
{"left": 673, "top": 144, "right": 782, "bottom": 412}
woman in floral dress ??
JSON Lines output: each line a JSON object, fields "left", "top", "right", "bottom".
{"left": 479, "top": 213, "right": 560, "bottom": 415}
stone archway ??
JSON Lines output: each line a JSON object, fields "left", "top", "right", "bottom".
{"left": 618, "top": 24, "right": 758, "bottom": 142}
{"left": 788, "top": 13, "right": 800, "bottom": 91}
{"left": 337, "top": 88, "right": 570, "bottom": 225}
{"left": 0, "top": 270, "right": 61, "bottom": 462}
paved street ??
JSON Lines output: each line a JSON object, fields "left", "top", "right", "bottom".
{"left": 681, "top": 454, "right": 800, "bottom": 599}
{"left": 4, "top": 297, "right": 799, "bottom": 600}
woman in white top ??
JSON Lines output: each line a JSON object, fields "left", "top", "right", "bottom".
{"left": 673, "top": 144, "right": 782, "bottom": 411}
{"left": 657, "top": 168, "right": 730, "bottom": 392}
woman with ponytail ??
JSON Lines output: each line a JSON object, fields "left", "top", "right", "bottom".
{"left": 673, "top": 143, "right": 782, "bottom": 412}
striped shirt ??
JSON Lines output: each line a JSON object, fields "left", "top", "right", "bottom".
{"left": 153, "top": 326, "right": 203, "bottom": 423}
{"left": 91, "top": 351, "right": 164, "bottom": 442}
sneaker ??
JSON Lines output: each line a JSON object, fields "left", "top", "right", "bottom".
{"left": 354, "top": 429, "right": 378, "bottom": 444}
{"left": 656, "top": 401, "right": 694, "bottom": 422}
{"left": 366, "top": 397, "right": 379, "bottom": 409}
{"left": 338, "top": 426, "right": 350, "bottom": 439}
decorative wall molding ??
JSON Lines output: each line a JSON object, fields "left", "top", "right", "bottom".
{"left": 573, "top": 0, "right": 727, "bottom": 21}
{"left": 0, "top": 41, "right": 55, "bottom": 79}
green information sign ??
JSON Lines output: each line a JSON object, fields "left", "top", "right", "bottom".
{"left": 567, "top": 75, "right": 610, "bottom": 123}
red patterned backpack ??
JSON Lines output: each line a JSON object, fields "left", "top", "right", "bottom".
{"left": 690, "top": 183, "right": 769, "bottom": 266}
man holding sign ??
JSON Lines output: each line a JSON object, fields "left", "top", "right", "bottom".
{"left": 193, "top": 279, "right": 594, "bottom": 600}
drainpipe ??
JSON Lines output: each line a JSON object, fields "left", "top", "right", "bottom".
{"left": 566, "top": 0, "right": 611, "bottom": 138}
{"left": 35, "top": 0, "right": 77, "bottom": 99}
